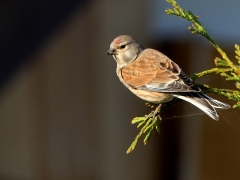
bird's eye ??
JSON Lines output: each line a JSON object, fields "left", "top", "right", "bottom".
{"left": 120, "top": 45, "right": 126, "bottom": 49}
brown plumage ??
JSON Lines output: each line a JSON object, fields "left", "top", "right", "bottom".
{"left": 106, "top": 35, "right": 231, "bottom": 120}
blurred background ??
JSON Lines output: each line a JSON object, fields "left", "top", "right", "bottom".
{"left": 0, "top": 0, "right": 240, "bottom": 179}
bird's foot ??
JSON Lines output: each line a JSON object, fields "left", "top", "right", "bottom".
{"left": 152, "top": 104, "right": 162, "bottom": 121}
{"left": 127, "top": 103, "right": 162, "bottom": 154}
{"left": 145, "top": 103, "right": 162, "bottom": 121}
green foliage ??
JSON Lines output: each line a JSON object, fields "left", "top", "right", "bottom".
{"left": 235, "top": 44, "right": 240, "bottom": 64}
{"left": 126, "top": 103, "right": 161, "bottom": 154}
{"left": 127, "top": 0, "right": 240, "bottom": 153}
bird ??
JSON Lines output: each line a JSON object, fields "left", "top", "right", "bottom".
{"left": 106, "top": 35, "right": 231, "bottom": 120}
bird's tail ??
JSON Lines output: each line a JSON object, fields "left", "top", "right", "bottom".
{"left": 173, "top": 92, "right": 231, "bottom": 121}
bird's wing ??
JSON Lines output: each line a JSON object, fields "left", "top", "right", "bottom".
{"left": 121, "top": 49, "right": 198, "bottom": 92}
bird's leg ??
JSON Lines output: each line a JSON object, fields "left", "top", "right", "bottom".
{"left": 145, "top": 103, "right": 162, "bottom": 120}
{"left": 152, "top": 104, "right": 162, "bottom": 121}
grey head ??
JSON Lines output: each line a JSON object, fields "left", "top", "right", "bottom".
{"left": 106, "top": 35, "right": 144, "bottom": 68}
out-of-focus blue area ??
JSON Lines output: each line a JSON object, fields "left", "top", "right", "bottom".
{"left": 149, "top": 0, "right": 240, "bottom": 43}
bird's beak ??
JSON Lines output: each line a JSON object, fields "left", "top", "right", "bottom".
{"left": 106, "top": 48, "right": 116, "bottom": 55}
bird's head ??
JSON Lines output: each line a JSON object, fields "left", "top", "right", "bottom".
{"left": 106, "top": 35, "right": 143, "bottom": 68}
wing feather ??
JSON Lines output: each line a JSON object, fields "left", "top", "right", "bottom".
{"left": 121, "top": 48, "right": 198, "bottom": 92}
